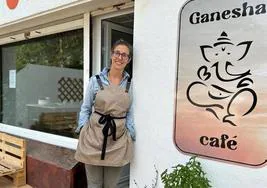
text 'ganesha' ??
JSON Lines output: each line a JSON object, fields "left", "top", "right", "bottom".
{"left": 186, "top": 31, "right": 257, "bottom": 126}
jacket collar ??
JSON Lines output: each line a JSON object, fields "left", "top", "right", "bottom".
{"left": 100, "top": 67, "right": 130, "bottom": 83}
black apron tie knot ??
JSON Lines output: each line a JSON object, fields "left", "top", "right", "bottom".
{"left": 95, "top": 111, "right": 126, "bottom": 160}
{"left": 98, "top": 114, "right": 117, "bottom": 141}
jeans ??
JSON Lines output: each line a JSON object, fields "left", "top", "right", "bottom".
{"left": 85, "top": 164, "right": 122, "bottom": 188}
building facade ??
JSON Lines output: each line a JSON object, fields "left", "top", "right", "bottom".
{"left": 1, "top": 0, "right": 266, "bottom": 187}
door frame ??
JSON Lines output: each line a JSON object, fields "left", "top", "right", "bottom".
{"left": 92, "top": 8, "right": 134, "bottom": 75}
{"left": 102, "top": 21, "right": 133, "bottom": 69}
{"left": 91, "top": 8, "right": 134, "bottom": 188}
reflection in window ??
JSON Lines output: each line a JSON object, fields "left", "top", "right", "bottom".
{"left": 1, "top": 29, "right": 83, "bottom": 138}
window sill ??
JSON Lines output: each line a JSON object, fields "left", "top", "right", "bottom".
{"left": 0, "top": 123, "right": 78, "bottom": 150}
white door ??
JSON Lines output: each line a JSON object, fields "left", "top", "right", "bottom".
{"left": 102, "top": 21, "right": 133, "bottom": 74}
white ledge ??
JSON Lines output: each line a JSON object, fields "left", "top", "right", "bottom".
{"left": 0, "top": 123, "right": 78, "bottom": 150}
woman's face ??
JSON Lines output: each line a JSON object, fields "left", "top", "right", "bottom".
{"left": 111, "top": 44, "right": 130, "bottom": 71}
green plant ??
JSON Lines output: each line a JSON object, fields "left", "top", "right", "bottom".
{"left": 161, "top": 156, "right": 212, "bottom": 188}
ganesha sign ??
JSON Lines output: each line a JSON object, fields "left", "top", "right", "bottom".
{"left": 175, "top": 0, "right": 267, "bottom": 166}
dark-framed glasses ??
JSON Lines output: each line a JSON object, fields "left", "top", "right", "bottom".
{"left": 112, "top": 51, "right": 131, "bottom": 61}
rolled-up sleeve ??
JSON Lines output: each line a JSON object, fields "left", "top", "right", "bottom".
{"left": 75, "top": 77, "right": 95, "bottom": 133}
{"left": 126, "top": 84, "right": 136, "bottom": 141}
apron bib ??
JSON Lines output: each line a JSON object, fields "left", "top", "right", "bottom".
{"left": 75, "top": 76, "right": 133, "bottom": 167}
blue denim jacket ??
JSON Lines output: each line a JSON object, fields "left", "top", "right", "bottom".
{"left": 76, "top": 67, "right": 136, "bottom": 141}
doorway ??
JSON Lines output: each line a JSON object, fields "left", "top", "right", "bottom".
{"left": 101, "top": 13, "right": 134, "bottom": 76}
{"left": 96, "top": 12, "right": 134, "bottom": 188}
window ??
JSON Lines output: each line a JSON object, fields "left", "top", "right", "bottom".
{"left": 1, "top": 29, "right": 83, "bottom": 138}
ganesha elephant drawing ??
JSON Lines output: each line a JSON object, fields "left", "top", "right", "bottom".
{"left": 186, "top": 31, "right": 257, "bottom": 126}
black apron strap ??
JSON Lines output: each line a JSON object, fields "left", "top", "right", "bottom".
{"left": 95, "top": 75, "right": 104, "bottom": 90}
{"left": 125, "top": 77, "right": 132, "bottom": 93}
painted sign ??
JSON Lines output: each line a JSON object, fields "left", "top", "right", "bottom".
{"left": 0, "top": 0, "right": 78, "bottom": 25}
{"left": 175, "top": 0, "right": 267, "bottom": 166}
{"left": 6, "top": 0, "right": 20, "bottom": 9}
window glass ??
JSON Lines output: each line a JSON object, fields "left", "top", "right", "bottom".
{"left": 1, "top": 29, "right": 83, "bottom": 138}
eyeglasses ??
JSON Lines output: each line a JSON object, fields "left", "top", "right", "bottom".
{"left": 112, "top": 51, "right": 131, "bottom": 61}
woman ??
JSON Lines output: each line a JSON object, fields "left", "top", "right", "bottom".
{"left": 75, "top": 39, "right": 135, "bottom": 188}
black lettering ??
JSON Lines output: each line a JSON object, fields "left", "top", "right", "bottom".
{"left": 255, "top": 4, "right": 266, "bottom": 15}
{"left": 222, "top": 10, "right": 231, "bottom": 19}
{"left": 210, "top": 137, "right": 219, "bottom": 147}
{"left": 220, "top": 134, "right": 229, "bottom": 148}
{"left": 232, "top": 8, "right": 241, "bottom": 18}
{"left": 200, "top": 136, "right": 209, "bottom": 145}
{"left": 189, "top": 2, "right": 267, "bottom": 25}
{"left": 199, "top": 134, "right": 238, "bottom": 150}
{"left": 210, "top": 12, "right": 220, "bottom": 22}
{"left": 242, "top": 2, "right": 254, "bottom": 16}
{"left": 189, "top": 12, "right": 200, "bottom": 24}
{"left": 200, "top": 14, "right": 209, "bottom": 23}
{"left": 227, "top": 140, "right": 237, "bottom": 150}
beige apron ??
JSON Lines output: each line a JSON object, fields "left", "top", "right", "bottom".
{"left": 75, "top": 77, "right": 133, "bottom": 167}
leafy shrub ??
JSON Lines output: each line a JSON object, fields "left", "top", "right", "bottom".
{"left": 161, "top": 156, "right": 211, "bottom": 188}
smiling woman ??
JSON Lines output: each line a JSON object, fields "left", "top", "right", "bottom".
{"left": 75, "top": 39, "right": 135, "bottom": 188}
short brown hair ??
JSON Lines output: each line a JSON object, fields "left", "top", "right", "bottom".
{"left": 111, "top": 39, "right": 133, "bottom": 59}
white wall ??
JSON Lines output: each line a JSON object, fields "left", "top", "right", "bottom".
{"left": 0, "top": 0, "right": 78, "bottom": 25}
{"left": 131, "top": 0, "right": 267, "bottom": 188}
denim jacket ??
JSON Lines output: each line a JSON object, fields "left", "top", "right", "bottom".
{"left": 76, "top": 67, "right": 136, "bottom": 141}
